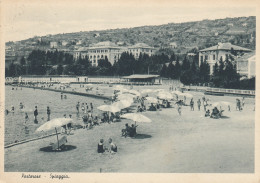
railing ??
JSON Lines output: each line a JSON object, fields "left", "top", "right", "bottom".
{"left": 206, "top": 87, "right": 255, "bottom": 96}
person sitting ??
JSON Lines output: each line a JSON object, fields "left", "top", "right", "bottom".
{"left": 108, "top": 138, "right": 117, "bottom": 153}
{"left": 211, "top": 107, "right": 220, "bottom": 118}
{"left": 93, "top": 116, "right": 99, "bottom": 125}
{"left": 149, "top": 103, "right": 157, "bottom": 111}
{"left": 205, "top": 109, "right": 210, "bottom": 117}
{"left": 137, "top": 106, "right": 143, "bottom": 112}
{"left": 129, "top": 124, "right": 138, "bottom": 137}
{"left": 122, "top": 123, "right": 130, "bottom": 137}
{"left": 97, "top": 139, "right": 105, "bottom": 153}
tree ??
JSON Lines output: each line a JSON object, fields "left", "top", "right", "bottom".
{"left": 160, "top": 64, "right": 168, "bottom": 78}
{"left": 167, "top": 62, "right": 175, "bottom": 79}
{"left": 116, "top": 52, "right": 136, "bottom": 75}
{"left": 57, "top": 64, "right": 63, "bottom": 75}
{"left": 20, "top": 56, "right": 26, "bottom": 65}
{"left": 181, "top": 56, "right": 190, "bottom": 71}
{"left": 174, "top": 60, "right": 181, "bottom": 79}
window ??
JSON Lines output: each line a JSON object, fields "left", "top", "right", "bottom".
{"left": 213, "top": 55, "right": 216, "bottom": 60}
{"left": 205, "top": 55, "right": 208, "bottom": 61}
{"left": 201, "top": 56, "right": 203, "bottom": 62}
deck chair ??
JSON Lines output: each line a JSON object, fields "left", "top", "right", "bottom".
{"left": 52, "top": 136, "right": 68, "bottom": 151}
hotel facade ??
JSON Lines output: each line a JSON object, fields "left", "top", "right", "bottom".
{"left": 199, "top": 43, "right": 252, "bottom": 75}
{"left": 73, "top": 41, "right": 156, "bottom": 66}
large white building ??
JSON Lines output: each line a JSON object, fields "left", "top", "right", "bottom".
{"left": 73, "top": 41, "right": 156, "bottom": 66}
{"left": 199, "top": 42, "right": 252, "bottom": 75}
{"left": 236, "top": 51, "right": 255, "bottom": 79}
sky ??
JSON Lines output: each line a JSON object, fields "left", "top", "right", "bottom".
{"left": 2, "top": 0, "right": 256, "bottom": 42}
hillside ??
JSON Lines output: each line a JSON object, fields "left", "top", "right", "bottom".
{"left": 6, "top": 16, "right": 256, "bottom": 61}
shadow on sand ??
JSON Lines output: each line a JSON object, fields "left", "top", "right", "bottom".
{"left": 133, "top": 134, "right": 152, "bottom": 139}
{"left": 220, "top": 116, "right": 230, "bottom": 119}
{"left": 39, "top": 145, "right": 77, "bottom": 152}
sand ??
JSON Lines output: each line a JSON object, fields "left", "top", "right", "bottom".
{"left": 4, "top": 88, "right": 254, "bottom": 172}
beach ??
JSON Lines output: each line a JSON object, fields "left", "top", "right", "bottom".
{"left": 4, "top": 84, "right": 255, "bottom": 172}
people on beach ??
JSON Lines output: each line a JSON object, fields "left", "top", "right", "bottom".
{"left": 190, "top": 98, "right": 194, "bottom": 111}
{"left": 242, "top": 97, "right": 245, "bottom": 109}
{"left": 81, "top": 103, "right": 85, "bottom": 113}
{"left": 47, "top": 106, "right": 51, "bottom": 121}
{"left": 177, "top": 104, "right": 182, "bottom": 116}
{"left": 34, "top": 106, "right": 38, "bottom": 123}
{"left": 205, "top": 109, "right": 210, "bottom": 117}
{"left": 25, "top": 113, "right": 29, "bottom": 123}
{"left": 11, "top": 106, "right": 15, "bottom": 113}
{"left": 108, "top": 138, "right": 117, "bottom": 153}
{"left": 90, "top": 103, "right": 93, "bottom": 112}
{"left": 19, "top": 102, "right": 24, "bottom": 109}
{"left": 197, "top": 99, "right": 201, "bottom": 111}
{"left": 97, "top": 139, "right": 105, "bottom": 153}
{"left": 61, "top": 92, "right": 63, "bottom": 99}
{"left": 129, "top": 124, "right": 138, "bottom": 137}
{"left": 236, "top": 99, "right": 241, "bottom": 111}
{"left": 76, "top": 102, "right": 80, "bottom": 113}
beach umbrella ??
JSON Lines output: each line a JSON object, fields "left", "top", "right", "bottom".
{"left": 212, "top": 101, "right": 231, "bottom": 108}
{"left": 145, "top": 97, "right": 158, "bottom": 103}
{"left": 125, "top": 89, "right": 141, "bottom": 96}
{"left": 179, "top": 93, "right": 193, "bottom": 98}
{"left": 20, "top": 108, "right": 34, "bottom": 113}
{"left": 114, "top": 85, "right": 127, "bottom": 91}
{"left": 117, "top": 94, "right": 135, "bottom": 101}
{"left": 157, "top": 92, "right": 174, "bottom": 100}
{"left": 141, "top": 89, "right": 154, "bottom": 94}
{"left": 35, "top": 118, "right": 73, "bottom": 149}
{"left": 112, "top": 100, "right": 132, "bottom": 109}
{"left": 97, "top": 105, "right": 121, "bottom": 113}
{"left": 121, "top": 113, "right": 152, "bottom": 125}
{"left": 171, "top": 91, "right": 182, "bottom": 95}
{"left": 154, "top": 89, "right": 166, "bottom": 93}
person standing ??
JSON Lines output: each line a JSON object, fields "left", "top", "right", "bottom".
{"left": 90, "top": 103, "right": 93, "bottom": 112}
{"left": 25, "top": 113, "right": 29, "bottom": 124}
{"left": 190, "top": 98, "right": 194, "bottom": 111}
{"left": 34, "top": 106, "right": 38, "bottom": 123}
{"left": 76, "top": 102, "right": 80, "bottom": 113}
{"left": 177, "top": 104, "right": 182, "bottom": 116}
{"left": 47, "top": 106, "right": 51, "bottom": 121}
{"left": 197, "top": 99, "right": 201, "bottom": 111}
{"left": 203, "top": 98, "right": 207, "bottom": 111}
{"left": 242, "top": 97, "right": 245, "bottom": 109}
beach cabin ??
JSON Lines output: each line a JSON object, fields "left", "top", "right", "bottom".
{"left": 121, "top": 74, "right": 161, "bottom": 85}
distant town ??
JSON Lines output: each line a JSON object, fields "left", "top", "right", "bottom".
{"left": 5, "top": 16, "right": 256, "bottom": 90}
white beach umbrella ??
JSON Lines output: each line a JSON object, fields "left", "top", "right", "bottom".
{"left": 171, "top": 91, "right": 182, "bottom": 95}
{"left": 97, "top": 105, "right": 121, "bottom": 113}
{"left": 112, "top": 100, "right": 133, "bottom": 109}
{"left": 157, "top": 92, "right": 174, "bottom": 100}
{"left": 141, "top": 89, "right": 154, "bottom": 94}
{"left": 126, "top": 90, "right": 141, "bottom": 96}
{"left": 36, "top": 118, "right": 73, "bottom": 132}
{"left": 154, "top": 89, "right": 166, "bottom": 93}
{"left": 212, "top": 101, "right": 231, "bottom": 108}
{"left": 117, "top": 94, "right": 135, "bottom": 101}
{"left": 179, "top": 93, "right": 193, "bottom": 98}
{"left": 145, "top": 97, "right": 158, "bottom": 103}
{"left": 121, "top": 113, "right": 152, "bottom": 123}
{"left": 35, "top": 118, "right": 73, "bottom": 149}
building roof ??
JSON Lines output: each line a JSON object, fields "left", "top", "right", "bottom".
{"left": 128, "top": 43, "right": 154, "bottom": 49}
{"left": 88, "top": 41, "right": 120, "bottom": 49}
{"left": 93, "top": 41, "right": 117, "bottom": 47}
{"left": 236, "top": 51, "right": 255, "bottom": 62}
{"left": 199, "top": 43, "right": 251, "bottom": 52}
{"left": 122, "top": 74, "right": 160, "bottom": 79}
